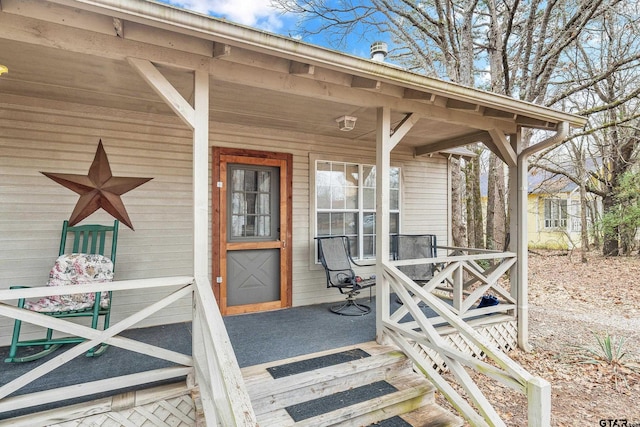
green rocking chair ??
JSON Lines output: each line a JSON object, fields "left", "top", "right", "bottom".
{"left": 5, "top": 220, "right": 119, "bottom": 363}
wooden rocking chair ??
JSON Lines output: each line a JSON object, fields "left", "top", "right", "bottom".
{"left": 5, "top": 220, "right": 119, "bottom": 363}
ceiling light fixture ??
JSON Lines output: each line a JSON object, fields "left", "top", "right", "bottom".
{"left": 336, "top": 115, "right": 357, "bottom": 131}
{"left": 0, "top": 65, "right": 8, "bottom": 76}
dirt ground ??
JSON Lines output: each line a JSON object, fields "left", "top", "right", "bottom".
{"left": 438, "top": 250, "right": 640, "bottom": 426}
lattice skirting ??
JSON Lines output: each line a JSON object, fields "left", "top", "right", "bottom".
{"left": 415, "top": 320, "right": 518, "bottom": 372}
{"left": 51, "top": 391, "right": 196, "bottom": 427}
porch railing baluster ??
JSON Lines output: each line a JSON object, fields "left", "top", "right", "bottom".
{"left": 0, "top": 276, "right": 256, "bottom": 426}
{"left": 1, "top": 250, "right": 544, "bottom": 426}
{"left": 384, "top": 248, "right": 550, "bottom": 427}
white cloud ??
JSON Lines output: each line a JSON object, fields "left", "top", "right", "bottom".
{"left": 165, "top": 0, "right": 286, "bottom": 32}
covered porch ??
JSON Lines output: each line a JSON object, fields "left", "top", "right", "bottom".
{"left": 0, "top": 0, "right": 586, "bottom": 425}
{"left": 1, "top": 246, "right": 527, "bottom": 426}
{"left": 0, "top": 254, "right": 517, "bottom": 425}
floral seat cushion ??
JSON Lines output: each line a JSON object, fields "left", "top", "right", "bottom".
{"left": 24, "top": 253, "right": 114, "bottom": 313}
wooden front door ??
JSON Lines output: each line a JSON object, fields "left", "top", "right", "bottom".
{"left": 213, "top": 148, "right": 292, "bottom": 315}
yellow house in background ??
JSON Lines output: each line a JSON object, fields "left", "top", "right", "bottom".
{"left": 480, "top": 169, "right": 598, "bottom": 250}
{"left": 527, "top": 174, "right": 599, "bottom": 249}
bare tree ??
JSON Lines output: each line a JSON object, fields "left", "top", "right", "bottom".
{"left": 486, "top": 153, "right": 507, "bottom": 250}
{"left": 272, "top": 0, "right": 639, "bottom": 254}
{"left": 273, "top": 0, "right": 618, "bottom": 99}
{"left": 450, "top": 157, "right": 467, "bottom": 246}
{"left": 465, "top": 151, "right": 484, "bottom": 248}
{"left": 529, "top": 5, "right": 640, "bottom": 255}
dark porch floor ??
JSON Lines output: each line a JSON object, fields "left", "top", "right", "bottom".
{"left": 226, "top": 296, "right": 387, "bottom": 367}
{"left": 0, "top": 296, "right": 434, "bottom": 419}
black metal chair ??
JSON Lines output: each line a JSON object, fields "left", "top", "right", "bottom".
{"left": 391, "top": 234, "right": 437, "bottom": 283}
{"left": 315, "top": 236, "right": 375, "bottom": 316}
{"left": 391, "top": 234, "right": 437, "bottom": 305}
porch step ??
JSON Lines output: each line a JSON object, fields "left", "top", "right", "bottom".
{"left": 241, "top": 342, "right": 462, "bottom": 427}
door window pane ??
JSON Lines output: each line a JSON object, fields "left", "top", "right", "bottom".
{"left": 258, "top": 171, "right": 271, "bottom": 191}
{"left": 245, "top": 193, "right": 256, "bottom": 215}
{"left": 231, "top": 170, "right": 244, "bottom": 191}
{"left": 245, "top": 215, "right": 256, "bottom": 236}
{"left": 232, "top": 215, "right": 244, "bottom": 237}
{"left": 257, "top": 216, "right": 270, "bottom": 236}
{"left": 231, "top": 193, "right": 244, "bottom": 215}
{"left": 258, "top": 194, "right": 270, "bottom": 214}
{"left": 229, "top": 165, "right": 278, "bottom": 239}
{"left": 244, "top": 170, "right": 257, "bottom": 191}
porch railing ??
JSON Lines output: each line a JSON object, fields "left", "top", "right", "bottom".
{"left": 0, "top": 276, "right": 256, "bottom": 426}
{"left": 382, "top": 248, "right": 550, "bottom": 427}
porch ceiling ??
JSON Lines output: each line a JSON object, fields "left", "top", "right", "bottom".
{"left": 0, "top": 0, "right": 586, "bottom": 154}
{"left": 0, "top": 38, "right": 470, "bottom": 150}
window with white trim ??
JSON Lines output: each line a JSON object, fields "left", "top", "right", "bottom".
{"left": 315, "top": 160, "right": 400, "bottom": 259}
{"left": 544, "top": 198, "right": 567, "bottom": 229}
{"left": 568, "top": 199, "right": 581, "bottom": 232}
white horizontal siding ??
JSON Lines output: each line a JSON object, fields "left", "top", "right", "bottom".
{"left": 0, "top": 99, "right": 194, "bottom": 345}
{"left": 0, "top": 97, "right": 450, "bottom": 345}
{"left": 397, "top": 151, "right": 449, "bottom": 244}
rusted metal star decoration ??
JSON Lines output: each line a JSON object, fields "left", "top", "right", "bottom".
{"left": 41, "top": 140, "right": 153, "bottom": 230}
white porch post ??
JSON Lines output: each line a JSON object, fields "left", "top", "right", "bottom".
{"left": 127, "top": 58, "right": 210, "bottom": 278}
{"left": 375, "top": 107, "right": 392, "bottom": 344}
{"left": 128, "top": 60, "right": 257, "bottom": 424}
{"left": 512, "top": 122, "right": 568, "bottom": 351}
{"left": 509, "top": 128, "right": 530, "bottom": 350}
{"left": 193, "top": 70, "right": 210, "bottom": 279}
{"left": 374, "top": 109, "right": 418, "bottom": 342}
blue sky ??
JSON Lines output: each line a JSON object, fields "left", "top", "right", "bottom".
{"left": 157, "top": 0, "right": 381, "bottom": 60}
{"left": 159, "top": 0, "right": 289, "bottom": 33}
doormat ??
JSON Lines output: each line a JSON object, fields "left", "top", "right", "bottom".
{"left": 267, "top": 348, "right": 370, "bottom": 379}
{"left": 369, "top": 416, "right": 412, "bottom": 426}
{"left": 285, "top": 380, "right": 397, "bottom": 421}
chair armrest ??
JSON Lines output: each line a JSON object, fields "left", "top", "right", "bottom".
{"left": 356, "top": 278, "right": 376, "bottom": 289}
{"left": 8, "top": 285, "right": 31, "bottom": 307}
{"left": 349, "top": 257, "right": 376, "bottom": 267}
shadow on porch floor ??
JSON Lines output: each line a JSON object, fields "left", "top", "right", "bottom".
{"left": 0, "top": 296, "right": 435, "bottom": 419}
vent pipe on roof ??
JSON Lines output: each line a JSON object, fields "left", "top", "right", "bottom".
{"left": 370, "top": 42, "right": 388, "bottom": 62}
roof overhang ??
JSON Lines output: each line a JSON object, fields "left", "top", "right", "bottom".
{"left": 0, "top": 0, "right": 587, "bottom": 158}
